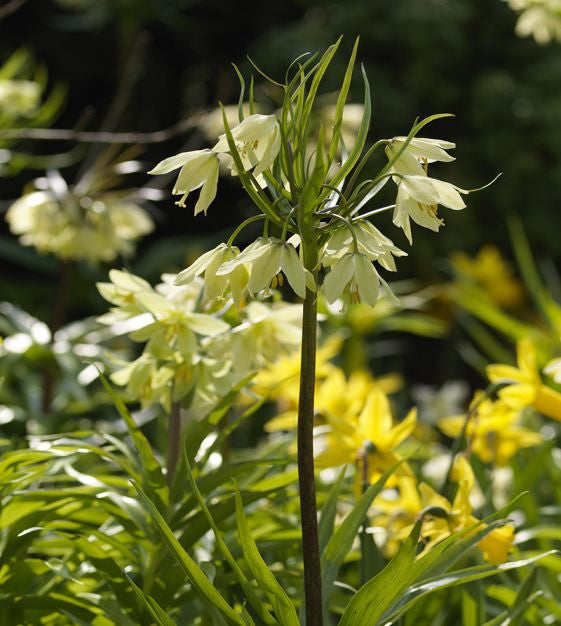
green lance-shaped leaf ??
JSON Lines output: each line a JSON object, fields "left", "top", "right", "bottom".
{"left": 327, "top": 37, "right": 359, "bottom": 166}
{"left": 338, "top": 520, "right": 422, "bottom": 626}
{"left": 98, "top": 370, "right": 167, "bottom": 508}
{"left": 508, "top": 214, "right": 561, "bottom": 333}
{"left": 183, "top": 446, "right": 276, "bottom": 625}
{"left": 234, "top": 485, "right": 299, "bottom": 626}
{"left": 462, "top": 584, "right": 485, "bottom": 626}
{"left": 321, "top": 460, "right": 403, "bottom": 617}
{"left": 319, "top": 64, "right": 371, "bottom": 204}
{"left": 298, "top": 37, "right": 341, "bottom": 147}
{"left": 125, "top": 573, "right": 176, "bottom": 626}
{"left": 385, "top": 551, "right": 555, "bottom": 626}
{"left": 483, "top": 568, "right": 541, "bottom": 626}
{"left": 133, "top": 481, "right": 247, "bottom": 626}
{"left": 318, "top": 465, "right": 347, "bottom": 552}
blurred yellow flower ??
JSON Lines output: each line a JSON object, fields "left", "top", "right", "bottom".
{"left": 438, "top": 391, "right": 541, "bottom": 466}
{"left": 451, "top": 245, "right": 524, "bottom": 309}
{"left": 317, "top": 387, "right": 415, "bottom": 485}
{"left": 252, "top": 334, "right": 341, "bottom": 404}
{"left": 487, "top": 339, "right": 561, "bottom": 422}
{"left": 374, "top": 456, "right": 514, "bottom": 564}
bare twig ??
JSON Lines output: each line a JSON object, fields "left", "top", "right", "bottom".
{"left": 0, "top": 117, "right": 196, "bottom": 143}
{"left": 0, "top": 0, "right": 27, "bottom": 20}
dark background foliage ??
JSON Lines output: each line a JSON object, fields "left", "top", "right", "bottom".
{"left": 1, "top": 0, "right": 559, "bottom": 385}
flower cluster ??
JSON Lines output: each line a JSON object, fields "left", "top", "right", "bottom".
{"left": 97, "top": 269, "right": 302, "bottom": 413}
{"left": 6, "top": 173, "right": 153, "bottom": 264}
{"left": 150, "top": 39, "right": 474, "bottom": 309}
{"left": 373, "top": 456, "right": 515, "bottom": 565}
{"left": 507, "top": 0, "right": 561, "bottom": 44}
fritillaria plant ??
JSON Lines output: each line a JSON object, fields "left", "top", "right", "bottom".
{"left": 150, "top": 38, "right": 478, "bottom": 625}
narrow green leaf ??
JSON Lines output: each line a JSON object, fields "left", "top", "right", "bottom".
{"left": 339, "top": 521, "right": 422, "bottom": 626}
{"left": 327, "top": 37, "right": 359, "bottom": 164}
{"left": 126, "top": 573, "right": 176, "bottom": 626}
{"left": 98, "top": 371, "right": 167, "bottom": 507}
{"left": 320, "top": 64, "right": 371, "bottom": 202}
{"left": 318, "top": 465, "right": 347, "bottom": 552}
{"left": 183, "top": 447, "right": 274, "bottom": 625}
{"left": 133, "top": 481, "right": 246, "bottom": 626}
{"left": 385, "top": 551, "right": 556, "bottom": 624}
{"left": 321, "top": 461, "right": 402, "bottom": 617}
{"left": 234, "top": 486, "right": 299, "bottom": 626}
{"left": 484, "top": 568, "right": 540, "bottom": 626}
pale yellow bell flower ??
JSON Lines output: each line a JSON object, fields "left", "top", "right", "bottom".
{"left": 213, "top": 113, "right": 281, "bottom": 177}
{"left": 6, "top": 190, "right": 153, "bottom": 263}
{"left": 508, "top": 0, "right": 561, "bottom": 44}
{"left": 322, "top": 222, "right": 406, "bottom": 273}
{"left": 393, "top": 176, "right": 468, "bottom": 244}
{"left": 386, "top": 136, "right": 456, "bottom": 177}
{"left": 487, "top": 339, "right": 561, "bottom": 422}
{"left": 323, "top": 252, "right": 382, "bottom": 306}
{"left": 216, "top": 236, "right": 314, "bottom": 300}
{"left": 148, "top": 149, "right": 220, "bottom": 215}
{"left": 174, "top": 243, "right": 249, "bottom": 306}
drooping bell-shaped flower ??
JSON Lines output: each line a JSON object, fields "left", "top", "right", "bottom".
{"left": 217, "top": 236, "right": 312, "bottom": 300}
{"left": 174, "top": 243, "right": 248, "bottom": 305}
{"left": 213, "top": 114, "right": 281, "bottom": 177}
{"left": 323, "top": 252, "right": 381, "bottom": 306}
{"left": 148, "top": 149, "right": 220, "bottom": 215}
{"left": 393, "top": 175, "right": 468, "bottom": 244}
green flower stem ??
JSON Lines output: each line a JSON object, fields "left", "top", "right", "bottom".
{"left": 227, "top": 214, "right": 266, "bottom": 247}
{"left": 297, "top": 241, "right": 323, "bottom": 626}
{"left": 167, "top": 399, "right": 181, "bottom": 485}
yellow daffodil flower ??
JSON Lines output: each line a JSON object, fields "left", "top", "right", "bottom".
{"left": 438, "top": 392, "right": 542, "bottom": 466}
{"left": 317, "top": 387, "right": 416, "bottom": 485}
{"left": 375, "top": 457, "right": 514, "bottom": 564}
{"left": 487, "top": 339, "right": 561, "bottom": 422}
{"left": 422, "top": 456, "right": 515, "bottom": 564}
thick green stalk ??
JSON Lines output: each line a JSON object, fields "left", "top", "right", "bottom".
{"left": 297, "top": 255, "right": 323, "bottom": 626}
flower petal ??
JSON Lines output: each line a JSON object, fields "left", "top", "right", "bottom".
{"left": 280, "top": 244, "right": 306, "bottom": 299}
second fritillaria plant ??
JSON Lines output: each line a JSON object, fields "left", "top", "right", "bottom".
{"left": 150, "top": 38, "right": 478, "bottom": 625}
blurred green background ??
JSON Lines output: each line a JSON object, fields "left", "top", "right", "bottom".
{"left": 1, "top": 0, "right": 560, "bottom": 387}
